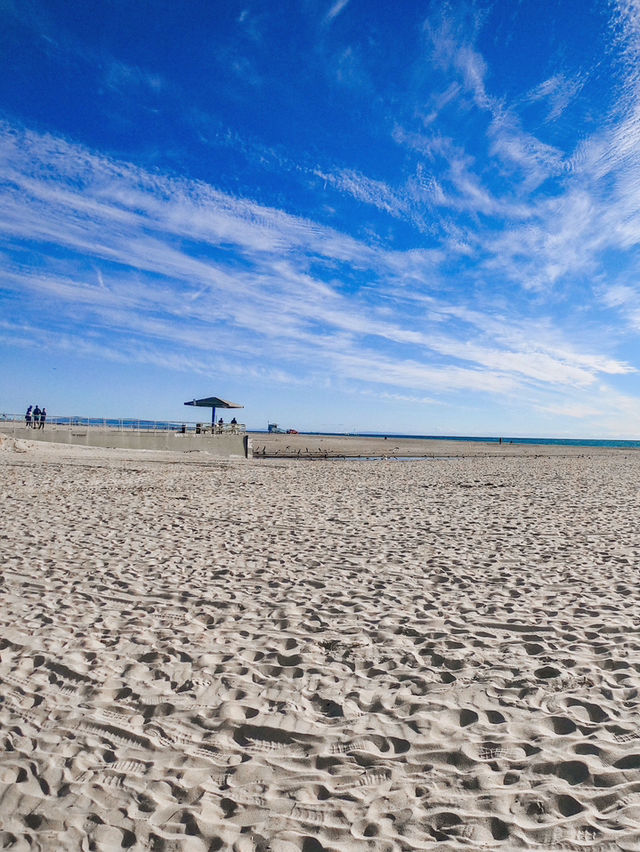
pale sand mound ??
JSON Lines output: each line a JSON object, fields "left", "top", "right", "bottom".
{"left": 0, "top": 434, "right": 29, "bottom": 454}
{"left": 2, "top": 444, "right": 640, "bottom": 850}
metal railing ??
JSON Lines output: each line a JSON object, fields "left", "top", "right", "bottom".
{"left": 0, "top": 414, "right": 246, "bottom": 435}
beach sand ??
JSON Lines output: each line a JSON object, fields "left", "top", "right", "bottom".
{"left": 2, "top": 434, "right": 640, "bottom": 850}
{"left": 249, "top": 432, "right": 605, "bottom": 458}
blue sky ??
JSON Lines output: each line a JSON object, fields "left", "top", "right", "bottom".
{"left": 2, "top": 0, "right": 640, "bottom": 435}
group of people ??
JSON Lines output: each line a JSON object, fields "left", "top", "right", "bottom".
{"left": 215, "top": 416, "right": 238, "bottom": 433}
{"left": 25, "top": 405, "right": 47, "bottom": 429}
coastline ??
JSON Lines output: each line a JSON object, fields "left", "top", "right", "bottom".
{"left": 249, "top": 430, "right": 637, "bottom": 457}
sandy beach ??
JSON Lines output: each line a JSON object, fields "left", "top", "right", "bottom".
{"left": 248, "top": 432, "right": 606, "bottom": 458}
{"left": 2, "top": 434, "right": 640, "bottom": 850}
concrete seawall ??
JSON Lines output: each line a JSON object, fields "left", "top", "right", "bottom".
{"left": 1, "top": 426, "right": 251, "bottom": 458}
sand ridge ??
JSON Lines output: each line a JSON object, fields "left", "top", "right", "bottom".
{"left": 2, "top": 438, "right": 640, "bottom": 849}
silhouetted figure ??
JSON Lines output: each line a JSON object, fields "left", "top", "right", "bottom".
{"left": 25, "top": 406, "right": 32, "bottom": 428}
{"left": 39, "top": 408, "right": 46, "bottom": 430}
{"left": 32, "top": 405, "right": 41, "bottom": 428}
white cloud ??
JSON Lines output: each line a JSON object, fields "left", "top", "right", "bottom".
{"left": 104, "top": 60, "right": 165, "bottom": 95}
{"left": 488, "top": 111, "right": 565, "bottom": 189}
{"left": 527, "top": 73, "right": 585, "bottom": 121}
{"left": 599, "top": 283, "right": 637, "bottom": 308}
{"left": 325, "top": 0, "right": 350, "bottom": 24}
{"left": 425, "top": 14, "right": 493, "bottom": 112}
{"left": 313, "top": 167, "right": 411, "bottom": 220}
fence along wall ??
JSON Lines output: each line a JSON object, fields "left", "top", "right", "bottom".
{"left": 0, "top": 424, "right": 251, "bottom": 458}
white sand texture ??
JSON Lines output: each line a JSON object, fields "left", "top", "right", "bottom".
{"left": 2, "top": 434, "right": 640, "bottom": 851}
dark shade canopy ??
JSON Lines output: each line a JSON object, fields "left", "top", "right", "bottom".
{"left": 184, "top": 397, "right": 243, "bottom": 409}
{"left": 184, "top": 396, "right": 244, "bottom": 426}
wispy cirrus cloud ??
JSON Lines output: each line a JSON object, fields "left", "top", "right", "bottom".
{"left": 425, "top": 13, "right": 493, "bottom": 112}
{"left": 365, "top": 3, "right": 640, "bottom": 317}
{"left": 0, "top": 114, "right": 634, "bottom": 431}
{"left": 487, "top": 112, "right": 565, "bottom": 190}
{"left": 104, "top": 60, "right": 166, "bottom": 95}
{"left": 313, "top": 166, "right": 423, "bottom": 227}
{"left": 325, "top": 0, "right": 350, "bottom": 24}
{"left": 526, "top": 73, "right": 586, "bottom": 121}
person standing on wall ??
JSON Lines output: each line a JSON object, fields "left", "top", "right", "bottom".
{"left": 32, "top": 405, "right": 41, "bottom": 428}
{"left": 25, "top": 405, "right": 32, "bottom": 428}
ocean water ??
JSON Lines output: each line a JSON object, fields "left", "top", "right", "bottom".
{"left": 49, "top": 418, "right": 188, "bottom": 431}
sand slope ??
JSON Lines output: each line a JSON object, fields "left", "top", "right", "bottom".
{"left": 2, "top": 439, "right": 640, "bottom": 850}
